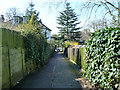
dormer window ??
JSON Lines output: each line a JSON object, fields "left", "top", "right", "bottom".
{"left": 13, "top": 16, "right": 20, "bottom": 24}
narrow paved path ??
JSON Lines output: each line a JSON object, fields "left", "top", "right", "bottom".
{"left": 14, "top": 52, "right": 82, "bottom": 88}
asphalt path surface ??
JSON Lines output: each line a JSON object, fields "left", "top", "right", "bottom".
{"left": 14, "top": 52, "right": 82, "bottom": 89}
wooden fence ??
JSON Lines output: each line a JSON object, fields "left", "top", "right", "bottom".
{"left": 67, "top": 45, "right": 86, "bottom": 70}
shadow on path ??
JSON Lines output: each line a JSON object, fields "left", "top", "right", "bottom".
{"left": 14, "top": 52, "right": 82, "bottom": 88}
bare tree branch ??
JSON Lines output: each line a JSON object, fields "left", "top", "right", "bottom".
{"left": 104, "top": 2, "right": 114, "bottom": 16}
{"left": 105, "top": 0, "right": 120, "bottom": 12}
{"left": 5, "top": 7, "right": 23, "bottom": 21}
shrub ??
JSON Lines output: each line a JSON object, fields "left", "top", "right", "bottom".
{"left": 19, "top": 14, "right": 54, "bottom": 69}
{"left": 23, "top": 34, "right": 49, "bottom": 69}
{"left": 85, "top": 27, "right": 120, "bottom": 89}
{"left": 64, "top": 41, "right": 78, "bottom": 48}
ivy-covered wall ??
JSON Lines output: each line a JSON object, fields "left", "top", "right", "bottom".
{"left": 85, "top": 27, "right": 120, "bottom": 89}
{"left": 0, "top": 28, "right": 54, "bottom": 89}
{"left": 67, "top": 27, "right": 120, "bottom": 89}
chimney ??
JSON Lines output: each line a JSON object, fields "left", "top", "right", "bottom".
{"left": 1, "top": 15, "right": 5, "bottom": 22}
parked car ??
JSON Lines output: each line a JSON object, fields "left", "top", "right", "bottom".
{"left": 55, "top": 47, "right": 62, "bottom": 52}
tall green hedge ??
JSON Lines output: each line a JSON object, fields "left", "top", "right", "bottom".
{"left": 85, "top": 27, "right": 120, "bottom": 88}
{"left": 24, "top": 33, "right": 54, "bottom": 69}
{"left": 18, "top": 15, "right": 54, "bottom": 70}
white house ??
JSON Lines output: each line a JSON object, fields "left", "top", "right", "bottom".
{"left": 7, "top": 16, "right": 52, "bottom": 43}
{"left": 38, "top": 20, "right": 52, "bottom": 43}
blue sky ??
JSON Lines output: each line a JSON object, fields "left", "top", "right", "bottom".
{"left": 0, "top": 0, "right": 117, "bottom": 34}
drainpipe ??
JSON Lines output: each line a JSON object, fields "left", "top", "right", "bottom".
{"left": 13, "top": 16, "right": 15, "bottom": 24}
{"left": 18, "top": 17, "right": 19, "bottom": 23}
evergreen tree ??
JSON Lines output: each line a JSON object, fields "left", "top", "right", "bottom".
{"left": 26, "top": 2, "right": 39, "bottom": 22}
{"left": 57, "top": 3, "right": 81, "bottom": 42}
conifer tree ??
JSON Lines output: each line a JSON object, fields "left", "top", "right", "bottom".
{"left": 57, "top": 3, "right": 81, "bottom": 41}
{"left": 26, "top": 2, "right": 39, "bottom": 22}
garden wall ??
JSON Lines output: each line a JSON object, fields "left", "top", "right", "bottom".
{"left": 0, "top": 28, "right": 54, "bottom": 89}
{"left": 0, "top": 29, "right": 2, "bottom": 90}
{"left": 0, "top": 28, "right": 25, "bottom": 88}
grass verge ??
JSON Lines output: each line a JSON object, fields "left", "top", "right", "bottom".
{"left": 64, "top": 56, "right": 95, "bottom": 89}
{"left": 64, "top": 57, "right": 80, "bottom": 78}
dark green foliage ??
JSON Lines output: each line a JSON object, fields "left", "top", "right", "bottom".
{"left": 19, "top": 13, "right": 54, "bottom": 69}
{"left": 51, "top": 34, "right": 64, "bottom": 48}
{"left": 24, "top": 34, "right": 54, "bottom": 69}
{"left": 85, "top": 27, "right": 120, "bottom": 88}
{"left": 57, "top": 2, "right": 81, "bottom": 41}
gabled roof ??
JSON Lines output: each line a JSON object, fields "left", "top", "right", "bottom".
{"left": 38, "top": 19, "right": 52, "bottom": 31}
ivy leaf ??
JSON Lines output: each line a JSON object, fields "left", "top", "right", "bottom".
{"left": 115, "top": 84, "right": 119, "bottom": 88}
